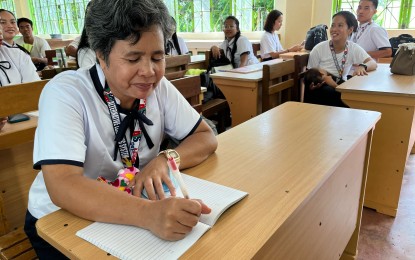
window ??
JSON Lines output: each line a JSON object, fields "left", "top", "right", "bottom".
{"left": 333, "top": 0, "right": 415, "bottom": 29}
{"left": 28, "top": 0, "right": 89, "bottom": 34}
{"left": 164, "top": 0, "right": 274, "bottom": 32}
{"left": 0, "top": 0, "right": 15, "bottom": 13}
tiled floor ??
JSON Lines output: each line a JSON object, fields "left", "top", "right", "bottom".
{"left": 357, "top": 155, "right": 415, "bottom": 260}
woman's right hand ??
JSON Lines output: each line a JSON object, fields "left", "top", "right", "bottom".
{"left": 145, "top": 198, "right": 211, "bottom": 241}
{"left": 211, "top": 46, "right": 221, "bottom": 59}
{"left": 0, "top": 117, "right": 7, "bottom": 131}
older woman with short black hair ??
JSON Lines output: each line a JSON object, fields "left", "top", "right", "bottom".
{"left": 24, "top": 0, "right": 217, "bottom": 258}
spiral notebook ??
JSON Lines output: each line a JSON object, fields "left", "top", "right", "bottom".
{"left": 76, "top": 174, "right": 248, "bottom": 260}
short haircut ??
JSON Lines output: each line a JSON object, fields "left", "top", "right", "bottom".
{"left": 224, "top": 15, "right": 240, "bottom": 31}
{"left": 85, "top": 0, "right": 174, "bottom": 66}
{"left": 333, "top": 10, "right": 358, "bottom": 32}
{"left": 17, "top": 17, "right": 33, "bottom": 27}
{"left": 263, "top": 10, "right": 283, "bottom": 33}
{"left": 0, "top": 9, "right": 16, "bottom": 19}
{"left": 361, "top": 0, "right": 378, "bottom": 9}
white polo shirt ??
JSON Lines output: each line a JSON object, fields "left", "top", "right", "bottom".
{"left": 28, "top": 65, "right": 202, "bottom": 219}
{"left": 166, "top": 36, "right": 189, "bottom": 55}
{"left": 219, "top": 35, "right": 259, "bottom": 68}
{"left": 260, "top": 31, "right": 284, "bottom": 59}
{"left": 308, "top": 40, "right": 370, "bottom": 80}
{"left": 351, "top": 22, "right": 391, "bottom": 52}
{"left": 15, "top": 36, "right": 51, "bottom": 59}
{"left": 0, "top": 46, "right": 40, "bottom": 86}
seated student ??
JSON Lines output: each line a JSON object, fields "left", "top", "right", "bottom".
{"left": 24, "top": 0, "right": 217, "bottom": 258}
{"left": 260, "top": 10, "right": 303, "bottom": 61}
{"left": 211, "top": 16, "right": 259, "bottom": 68}
{"left": 16, "top": 17, "right": 52, "bottom": 71}
{"left": 0, "top": 16, "right": 40, "bottom": 130}
{"left": 306, "top": 10, "right": 377, "bottom": 107}
{"left": 165, "top": 17, "right": 189, "bottom": 56}
{"left": 351, "top": 0, "right": 392, "bottom": 59}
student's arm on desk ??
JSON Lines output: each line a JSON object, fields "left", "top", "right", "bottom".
{"left": 367, "top": 48, "right": 392, "bottom": 60}
{"left": 353, "top": 57, "right": 377, "bottom": 76}
{"left": 42, "top": 164, "right": 210, "bottom": 241}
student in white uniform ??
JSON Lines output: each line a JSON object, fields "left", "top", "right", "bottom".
{"left": 260, "top": 10, "right": 303, "bottom": 61}
{"left": 351, "top": 0, "right": 392, "bottom": 59}
{"left": 24, "top": 0, "right": 217, "bottom": 258}
{"left": 165, "top": 17, "right": 189, "bottom": 55}
{"left": 0, "top": 17, "right": 40, "bottom": 130}
{"left": 16, "top": 17, "right": 52, "bottom": 71}
{"left": 306, "top": 11, "right": 377, "bottom": 107}
{"left": 211, "top": 16, "right": 259, "bottom": 68}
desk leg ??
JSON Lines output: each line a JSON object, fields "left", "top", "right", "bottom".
{"left": 212, "top": 78, "right": 260, "bottom": 127}
{"left": 342, "top": 96, "right": 415, "bottom": 217}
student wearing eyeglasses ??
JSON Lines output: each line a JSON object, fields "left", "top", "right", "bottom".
{"left": 210, "top": 16, "right": 259, "bottom": 68}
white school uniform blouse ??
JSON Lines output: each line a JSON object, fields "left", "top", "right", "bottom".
{"left": 219, "top": 35, "right": 259, "bottom": 68}
{"left": 307, "top": 40, "right": 370, "bottom": 80}
{"left": 351, "top": 22, "right": 391, "bottom": 52}
{"left": 28, "top": 65, "right": 201, "bottom": 219}
{"left": 166, "top": 36, "right": 189, "bottom": 55}
{"left": 260, "top": 31, "right": 284, "bottom": 59}
{"left": 0, "top": 46, "right": 40, "bottom": 86}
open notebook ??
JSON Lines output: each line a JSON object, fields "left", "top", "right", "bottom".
{"left": 76, "top": 174, "right": 248, "bottom": 260}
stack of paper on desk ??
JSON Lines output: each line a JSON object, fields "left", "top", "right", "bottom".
{"left": 76, "top": 173, "right": 248, "bottom": 260}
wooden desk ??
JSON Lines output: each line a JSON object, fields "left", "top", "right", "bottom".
{"left": 36, "top": 102, "right": 380, "bottom": 259}
{"left": 337, "top": 64, "right": 415, "bottom": 217}
{"left": 210, "top": 59, "right": 283, "bottom": 127}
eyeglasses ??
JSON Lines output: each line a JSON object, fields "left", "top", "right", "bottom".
{"left": 223, "top": 25, "right": 236, "bottom": 30}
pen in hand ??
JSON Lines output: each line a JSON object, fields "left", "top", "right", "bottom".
{"left": 167, "top": 157, "right": 190, "bottom": 199}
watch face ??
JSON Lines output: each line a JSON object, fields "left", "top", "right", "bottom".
{"left": 168, "top": 150, "right": 179, "bottom": 159}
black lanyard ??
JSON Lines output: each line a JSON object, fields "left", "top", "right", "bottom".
{"left": 89, "top": 65, "right": 154, "bottom": 168}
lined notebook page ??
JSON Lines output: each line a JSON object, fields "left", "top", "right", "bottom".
{"left": 181, "top": 174, "right": 248, "bottom": 226}
{"left": 76, "top": 173, "right": 247, "bottom": 259}
{"left": 77, "top": 222, "right": 210, "bottom": 260}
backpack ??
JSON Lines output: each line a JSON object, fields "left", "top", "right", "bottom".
{"left": 304, "top": 24, "right": 328, "bottom": 51}
{"left": 389, "top": 34, "right": 415, "bottom": 57}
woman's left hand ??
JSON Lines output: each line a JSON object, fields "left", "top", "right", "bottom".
{"left": 352, "top": 65, "right": 368, "bottom": 76}
{"left": 132, "top": 156, "right": 176, "bottom": 200}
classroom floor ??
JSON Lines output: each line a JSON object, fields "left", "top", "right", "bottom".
{"left": 357, "top": 154, "right": 415, "bottom": 260}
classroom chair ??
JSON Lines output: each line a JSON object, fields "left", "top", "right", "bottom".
{"left": 0, "top": 80, "right": 49, "bottom": 260}
{"left": 262, "top": 59, "right": 295, "bottom": 112}
{"left": 165, "top": 54, "right": 191, "bottom": 80}
{"left": 293, "top": 54, "right": 310, "bottom": 102}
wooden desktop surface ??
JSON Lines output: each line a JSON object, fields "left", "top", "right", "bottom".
{"left": 210, "top": 59, "right": 283, "bottom": 127}
{"left": 338, "top": 64, "right": 415, "bottom": 216}
{"left": 36, "top": 102, "right": 380, "bottom": 259}
{"left": 0, "top": 115, "right": 38, "bottom": 149}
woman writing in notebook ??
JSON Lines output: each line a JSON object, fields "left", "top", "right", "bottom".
{"left": 260, "top": 10, "right": 303, "bottom": 61}
{"left": 305, "top": 11, "right": 377, "bottom": 107}
{"left": 24, "top": 0, "right": 217, "bottom": 258}
{"left": 210, "top": 16, "right": 259, "bottom": 68}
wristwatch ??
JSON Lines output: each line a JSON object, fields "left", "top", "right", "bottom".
{"left": 358, "top": 63, "right": 368, "bottom": 71}
{"left": 158, "top": 149, "right": 180, "bottom": 166}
